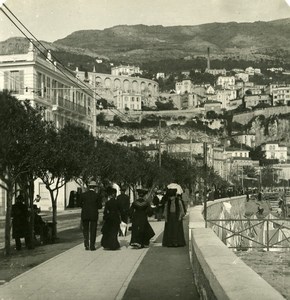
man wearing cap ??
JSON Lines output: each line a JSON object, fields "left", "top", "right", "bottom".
{"left": 80, "top": 181, "right": 103, "bottom": 251}
{"left": 116, "top": 186, "right": 130, "bottom": 235}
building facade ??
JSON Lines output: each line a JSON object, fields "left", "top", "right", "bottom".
{"left": 261, "top": 143, "right": 288, "bottom": 163}
{"left": 0, "top": 43, "right": 93, "bottom": 214}
{"left": 76, "top": 70, "right": 159, "bottom": 108}
{"left": 111, "top": 65, "right": 142, "bottom": 76}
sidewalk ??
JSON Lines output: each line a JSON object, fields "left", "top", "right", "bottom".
{"left": 0, "top": 217, "right": 199, "bottom": 300}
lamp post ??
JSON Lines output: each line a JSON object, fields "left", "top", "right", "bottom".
{"left": 195, "top": 155, "right": 204, "bottom": 206}
{"left": 203, "top": 142, "right": 208, "bottom": 227}
{"left": 195, "top": 142, "right": 208, "bottom": 228}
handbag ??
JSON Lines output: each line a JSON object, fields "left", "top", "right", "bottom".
{"left": 120, "top": 221, "right": 127, "bottom": 236}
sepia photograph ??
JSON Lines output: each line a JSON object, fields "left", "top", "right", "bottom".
{"left": 0, "top": 0, "right": 290, "bottom": 299}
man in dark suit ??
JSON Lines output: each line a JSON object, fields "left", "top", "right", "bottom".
{"left": 116, "top": 186, "right": 130, "bottom": 236}
{"left": 80, "top": 181, "right": 103, "bottom": 251}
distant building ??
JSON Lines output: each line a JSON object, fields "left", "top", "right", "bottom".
{"left": 245, "top": 67, "right": 261, "bottom": 76}
{"left": 204, "top": 101, "right": 222, "bottom": 113}
{"left": 175, "top": 79, "right": 193, "bottom": 94}
{"left": 243, "top": 94, "right": 272, "bottom": 108}
{"left": 216, "top": 76, "right": 235, "bottom": 89}
{"left": 113, "top": 89, "right": 142, "bottom": 111}
{"left": 181, "top": 71, "right": 190, "bottom": 77}
{"left": 215, "top": 88, "right": 237, "bottom": 109}
{"left": 111, "top": 65, "right": 142, "bottom": 76}
{"left": 235, "top": 72, "right": 249, "bottom": 83}
{"left": 261, "top": 143, "right": 287, "bottom": 163}
{"left": 267, "top": 67, "right": 283, "bottom": 73}
{"left": 156, "top": 72, "right": 165, "bottom": 79}
{"left": 232, "top": 133, "right": 256, "bottom": 148}
{"left": 166, "top": 140, "right": 214, "bottom": 166}
{"left": 266, "top": 83, "right": 290, "bottom": 106}
{"left": 205, "top": 68, "right": 227, "bottom": 76}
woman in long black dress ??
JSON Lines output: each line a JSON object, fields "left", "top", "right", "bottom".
{"left": 129, "top": 189, "right": 155, "bottom": 249}
{"left": 101, "top": 187, "right": 122, "bottom": 250}
{"left": 162, "top": 188, "right": 186, "bottom": 247}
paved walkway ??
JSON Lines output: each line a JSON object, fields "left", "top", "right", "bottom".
{"left": 0, "top": 217, "right": 199, "bottom": 300}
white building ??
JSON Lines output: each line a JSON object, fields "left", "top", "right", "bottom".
{"left": 235, "top": 73, "right": 249, "bottom": 83}
{"left": 216, "top": 76, "right": 235, "bottom": 89}
{"left": 0, "top": 42, "right": 94, "bottom": 214}
{"left": 216, "top": 88, "right": 237, "bottom": 109}
{"left": 156, "top": 72, "right": 165, "bottom": 79}
{"left": 232, "top": 133, "right": 256, "bottom": 148}
{"left": 111, "top": 65, "right": 142, "bottom": 76}
{"left": 113, "top": 89, "right": 142, "bottom": 111}
{"left": 266, "top": 84, "right": 290, "bottom": 106}
{"left": 205, "top": 68, "right": 227, "bottom": 76}
{"left": 175, "top": 79, "right": 193, "bottom": 94}
{"left": 261, "top": 143, "right": 287, "bottom": 163}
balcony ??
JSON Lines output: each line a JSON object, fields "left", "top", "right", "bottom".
{"left": 52, "top": 96, "right": 87, "bottom": 117}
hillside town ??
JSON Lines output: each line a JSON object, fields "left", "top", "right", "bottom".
{"left": 1, "top": 42, "right": 290, "bottom": 216}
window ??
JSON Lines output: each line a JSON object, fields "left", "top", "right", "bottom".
{"left": 46, "top": 77, "right": 51, "bottom": 99}
{"left": 4, "top": 70, "right": 24, "bottom": 94}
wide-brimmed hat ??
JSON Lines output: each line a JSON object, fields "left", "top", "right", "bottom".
{"left": 88, "top": 180, "right": 97, "bottom": 187}
{"left": 106, "top": 186, "right": 117, "bottom": 196}
{"left": 137, "top": 189, "right": 148, "bottom": 196}
{"left": 120, "top": 185, "right": 127, "bottom": 191}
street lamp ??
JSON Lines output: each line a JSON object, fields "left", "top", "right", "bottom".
{"left": 195, "top": 154, "right": 204, "bottom": 204}
{"left": 195, "top": 145, "right": 208, "bottom": 228}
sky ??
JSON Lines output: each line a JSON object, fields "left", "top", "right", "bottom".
{"left": 0, "top": 0, "right": 290, "bottom": 42}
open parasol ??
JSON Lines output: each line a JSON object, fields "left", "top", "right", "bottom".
{"left": 167, "top": 183, "right": 183, "bottom": 195}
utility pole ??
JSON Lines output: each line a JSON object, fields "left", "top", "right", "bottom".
{"left": 158, "top": 119, "right": 161, "bottom": 167}
{"left": 203, "top": 142, "right": 208, "bottom": 227}
{"left": 190, "top": 133, "right": 193, "bottom": 165}
{"left": 92, "top": 86, "right": 97, "bottom": 138}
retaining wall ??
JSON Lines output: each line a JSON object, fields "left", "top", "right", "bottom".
{"left": 188, "top": 197, "right": 285, "bottom": 300}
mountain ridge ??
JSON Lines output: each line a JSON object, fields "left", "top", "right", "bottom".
{"left": 1, "top": 19, "right": 290, "bottom": 64}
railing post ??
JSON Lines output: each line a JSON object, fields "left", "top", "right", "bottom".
{"left": 266, "top": 220, "right": 269, "bottom": 251}
{"left": 203, "top": 142, "right": 208, "bottom": 228}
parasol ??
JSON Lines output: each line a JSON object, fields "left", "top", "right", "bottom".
{"left": 112, "top": 183, "right": 120, "bottom": 196}
{"left": 167, "top": 183, "right": 183, "bottom": 195}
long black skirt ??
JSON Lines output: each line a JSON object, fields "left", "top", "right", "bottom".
{"left": 130, "top": 221, "right": 155, "bottom": 247}
{"left": 162, "top": 213, "right": 186, "bottom": 247}
{"left": 101, "top": 221, "right": 120, "bottom": 250}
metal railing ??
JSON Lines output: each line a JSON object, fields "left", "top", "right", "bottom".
{"left": 207, "top": 217, "right": 290, "bottom": 251}
{"left": 52, "top": 96, "right": 87, "bottom": 115}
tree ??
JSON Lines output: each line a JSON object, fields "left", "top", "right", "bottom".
{"left": 0, "top": 92, "right": 45, "bottom": 255}
{"left": 34, "top": 123, "right": 95, "bottom": 239}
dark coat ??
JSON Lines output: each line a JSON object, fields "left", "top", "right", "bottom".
{"left": 80, "top": 190, "right": 103, "bottom": 221}
{"left": 101, "top": 198, "right": 122, "bottom": 250}
{"left": 11, "top": 202, "right": 29, "bottom": 238}
{"left": 129, "top": 198, "right": 155, "bottom": 247}
{"left": 116, "top": 193, "right": 130, "bottom": 222}
{"left": 162, "top": 197, "right": 186, "bottom": 247}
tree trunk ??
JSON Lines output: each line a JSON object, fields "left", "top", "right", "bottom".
{"left": 49, "top": 189, "right": 58, "bottom": 241}
{"left": 28, "top": 180, "right": 35, "bottom": 249}
{"left": 52, "top": 200, "right": 57, "bottom": 241}
{"left": 4, "top": 187, "right": 13, "bottom": 256}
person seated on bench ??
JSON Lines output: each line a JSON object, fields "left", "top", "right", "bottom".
{"left": 33, "top": 205, "right": 49, "bottom": 244}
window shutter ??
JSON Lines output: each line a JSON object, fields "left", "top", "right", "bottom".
{"left": 19, "top": 70, "right": 24, "bottom": 95}
{"left": 4, "top": 71, "right": 9, "bottom": 90}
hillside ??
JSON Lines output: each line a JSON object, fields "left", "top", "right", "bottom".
{"left": 53, "top": 20, "right": 290, "bottom": 63}
{"left": 1, "top": 19, "right": 290, "bottom": 66}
